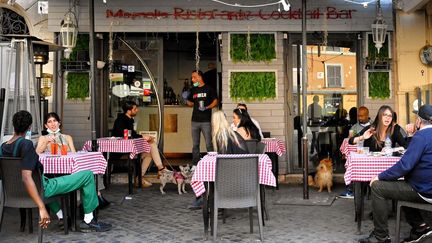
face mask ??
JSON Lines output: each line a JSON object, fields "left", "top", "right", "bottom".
{"left": 47, "top": 128, "right": 60, "bottom": 134}
{"left": 193, "top": 82, "right": 199, "bottom": 87}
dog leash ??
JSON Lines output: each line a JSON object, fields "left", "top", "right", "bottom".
{"left": 158, "top": 149, "right": 176, "bottom": 171}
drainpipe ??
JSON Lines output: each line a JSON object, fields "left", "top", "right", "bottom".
{"left": 89, "top": 0, "right": 97, "bottom": 145}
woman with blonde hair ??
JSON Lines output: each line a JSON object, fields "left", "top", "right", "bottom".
{"left": 211, "top": 110, "right": 247, "bottom": 154}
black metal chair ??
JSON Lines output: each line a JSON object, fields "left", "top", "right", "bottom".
{"left": 213, "top": 156, "right": 263, "bottom": 242}
{"left": 245, "top": 139, "right": 259, "bottom": 154}
{"left": 0, "top": 157, "right": 69, "bottom": 242}
{"left": 395, "top": 200, "right": 432, "bottom": 243}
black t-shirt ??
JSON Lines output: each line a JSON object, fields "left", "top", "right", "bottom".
{"left": 1, "top": 137, "right": 41, "bottom": 172}
{"left": 112, "top": 113, "right": 142, "bottom": 138}
{"left": 187, "top": 84, "right": 217, "bottom": 122}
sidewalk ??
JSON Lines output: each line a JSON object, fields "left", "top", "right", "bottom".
{"left": 0, "top": 183, "right": 411, "bottom": 242}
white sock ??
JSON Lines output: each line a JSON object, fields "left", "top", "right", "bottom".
{"left": 56, "top": 210, "right": 63, "bottom": 220}
{"left": 84, "top": 213, "right": 94, "bottom": 224}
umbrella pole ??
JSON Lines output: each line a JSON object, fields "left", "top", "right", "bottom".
{"left": 301, "top": 0, "right": 309, "bottom": 200}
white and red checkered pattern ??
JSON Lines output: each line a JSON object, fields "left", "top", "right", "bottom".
{"left": 344, "top": 153, "right": 400, "bottom": 185}
{"left": 261, "top": 138, "right": 286, "bottom": 156}
{"left": 191, "top": 154, "right": 276, "bottom": 197}
{"left": 340, "top": 138, "right": 357, "bottom": 156}
{"left": 82, "top": 137, "right": 151, "bottom": 159}
{"left": 39, "top": 152, "right": 107, "bottom": 175}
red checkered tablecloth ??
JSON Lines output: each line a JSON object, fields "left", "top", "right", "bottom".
{"left": 191, "top": 154, "right": 276, "bottom": 197}
{"left": 344, "top": 153, "right": 400, "bottom": 185}
{"left": 261, "top": 138, "right": 286, "bottom": 156}
{"left": 82, "top": 137, "right": 151, "bottom": 159}
{"left": 39, "top": 152, "right": 107, "bottom": 175}
{"left": 340, "top": 138, "right": 358, "bottom": 156}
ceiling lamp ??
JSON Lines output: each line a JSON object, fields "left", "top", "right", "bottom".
{"left": 60, "top": 11, "right": 78, "bottom": 59}
{"left": 371, "top": 0, "right": 387, "bottom": 53}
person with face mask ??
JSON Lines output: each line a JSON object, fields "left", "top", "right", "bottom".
{"left": 186, "top": 70, "right": 218, "bottom": 210}
{"left": 359, "top": 104, "right": 432, "bottom": 243}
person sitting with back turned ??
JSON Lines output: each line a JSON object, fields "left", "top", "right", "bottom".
{"left": 36, "top": 112, "right": 110, "bottom": 209}
{"left": 359, "top": 104, "right": 432, "bottom": 243}
{"left": 349, "top": 105, "right": 409, "bottom": 152}
{"left": 232, "top": 108, "right": 261, "bottom": 142}
{"left": 212, "top": 110, "right": 247, "bottom": 154}
{"left": 0, "top": 110, "right": 111, "bottom": 232}
{"left": 231, "top": 103, "right": 264, "bottom": 139}
{"left": 112, "top": 100, "right": 168, "bottom": 188}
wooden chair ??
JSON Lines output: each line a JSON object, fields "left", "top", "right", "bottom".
{"left": 395, "top": 200, "right": 432, "bottom": 243}
{"left": 213, "top": 156, "right": 263, "bottom": 242}
{"left": 0, "top": 157, "right": 69, "bottom": 242}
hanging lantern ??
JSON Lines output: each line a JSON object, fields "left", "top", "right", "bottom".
{"left": 371, "top": 0, "right": 387, "bottom": 53}
{"left": 60, "top": 11, "right": 78, "bottom": 59}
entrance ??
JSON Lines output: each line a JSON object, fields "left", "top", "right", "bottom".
{"left": 107, "top": 32, "right": 220, "bottom": 160}
{"left": 287, "top": 33, "right": 361, "bottom": 173}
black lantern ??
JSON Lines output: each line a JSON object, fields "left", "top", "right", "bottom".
{"left": 33, "top": 43, "right": 49, "bottom": 65}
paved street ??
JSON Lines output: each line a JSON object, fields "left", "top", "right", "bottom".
{"left": 0, "top": 182, "right": 412, "bottom": 243}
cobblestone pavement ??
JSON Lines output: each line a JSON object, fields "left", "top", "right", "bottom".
{"left": 0, "top": 183, "right": 412, "bottom": 243}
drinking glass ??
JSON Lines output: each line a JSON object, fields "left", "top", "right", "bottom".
{"left": 61, "top": 144, "right": 68, "bottom": 155}
{"left": 51, "top": 143, "right": 58, "bottom": 155}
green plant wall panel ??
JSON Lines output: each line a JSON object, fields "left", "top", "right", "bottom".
{"left": 230, "top": 33, "right": 276, "bottom": 62}
{"left": 230, "top": 72, "right": 276, "bottom": 101}
{"left": 368, "top": 72, "right": 390, "bottom": 99}
{"left": 67, "top": 72, "right": 89, "bottom": 100}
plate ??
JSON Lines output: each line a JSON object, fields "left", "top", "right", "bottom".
{"left": 372, "top": 152, "right": 384, "bottom": 157}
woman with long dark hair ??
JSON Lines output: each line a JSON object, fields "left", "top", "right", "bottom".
{"left": 349, "top": 105, "right": 408, "bottom": 151}
{"left": 232, "top": 108, "right": 261, "bottom": 141}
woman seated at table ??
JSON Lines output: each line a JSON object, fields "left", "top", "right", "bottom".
{"left": 232, "top": 108, "right": 261, "bottom": 142}
{"left": 348, "top": 105, "right": 409, "bottom": 152}
{"left": 212, "top": 110, "right": 247, "bottom": 154}
{"left": 35, "top": 112, "right": 110, "bottom": 209}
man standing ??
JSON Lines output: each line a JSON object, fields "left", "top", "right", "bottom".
{"left": 112, "top": 100, "right": 167, "bottom": 188}
{"left": 351, "top": 106, "right": 371, "bottom": 135}
{"left": 359, "top": 105, "right": 432, "bottom": 243}
{"left": 187, "top": 70, "right": 218, "bottom": 164}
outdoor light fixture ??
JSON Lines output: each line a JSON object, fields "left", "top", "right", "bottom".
{"left": 344, "top": 0, "right": 375, "bottom": 8}
{"left": 33, "top": 43, "right": 49, "bottom": 65}
{"left": 60, "top": 11, "right": 78, "bottom": 59}
{"left": 210, "top": 0, "right": 290, "bottom": 11}
{"left": 371, "top": 0, "right": 387, "bottom": 53}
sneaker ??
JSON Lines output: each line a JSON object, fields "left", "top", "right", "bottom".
{"left": 404, "top": 225, "right": 432, "bottom": 243}
{"left": 78, "top": 218, "right": 112, "bottom": 232}
{"left": 187, "top": 197, "right": 203, "bottom": 210}
{"left": 339, "top": 190, "right": 354, "bottom": 199}
{"left": 358, "top": 232, "right": 391, "bottom": 243}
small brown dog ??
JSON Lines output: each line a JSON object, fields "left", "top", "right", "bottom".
{"left": 308, "top": 158, "right": 333, "bottom": 192}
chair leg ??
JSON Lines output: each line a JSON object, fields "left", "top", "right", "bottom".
{"left": 0, "top": 203, "right": 4, "bottom": 232}
{"left": 257, "top": 194, "right": 264, "bottom": 241}
{"left": 38, "top": 219, "right": 43, "bottom": 243}
{"left": 62, "top": 196, "right": 69, "bottom": 235}
{"left": 249, "top": 207, "right": 253, "bottom": 233}
{"left": 213, "top": 205, "right": 218, "bottom": 242}
{"left": 19, "top": 208, "right": 26, "bottom": 232}
{"left": 395, "top": 202, "right": 402, "bottom": 243}
{"left": 28, "top": 208, "right": 33, "bottom": 233}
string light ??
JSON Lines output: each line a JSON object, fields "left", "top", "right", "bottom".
{"left": 210, "top": 0, "right": 291, "bottom": 11}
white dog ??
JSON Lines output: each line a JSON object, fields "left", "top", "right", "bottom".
{"left": 159, "top": 164, "right": 196, "bottom": 195}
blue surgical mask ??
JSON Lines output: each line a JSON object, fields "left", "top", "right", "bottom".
{"left": 193, "top": 82, "right": 199, "bottom": 87}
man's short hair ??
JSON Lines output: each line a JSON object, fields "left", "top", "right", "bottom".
{"left": 192, "top": 70, "right": 204, "bottom": 77}
{"left": 122, "top": 100, "right": 137, "bottom": 113}
{"left": 12, "top": 110, "right": 32, "bottom": 134}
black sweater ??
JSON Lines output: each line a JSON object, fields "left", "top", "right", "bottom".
{"left": 112, "top": 113, "right": 142, "bottom": 138}
{"left": 348, "top": 124, "right": 409, "bottom": 152}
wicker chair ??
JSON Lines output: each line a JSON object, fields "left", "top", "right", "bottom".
{"left": 0, "top": 157, "right": 69, "bottom": 242}
{"left": 213, "top": 156, "right": 263, "bottom": 242}
{"left": 395, "top": 200, "right": 432, "bottom": 242}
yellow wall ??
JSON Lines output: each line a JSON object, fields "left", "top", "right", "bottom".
{"left": 395, "top": 9, "right": 432, "bottom": 126}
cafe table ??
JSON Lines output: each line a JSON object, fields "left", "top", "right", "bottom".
{"left": 39, "top": 151, "right": 107, "bottom": 231}
{"left": 260, "top": 138, "right": 286, "bottom": 189}
{"left": 191, "top": 153, "right": 276, "bottom": 239}
{"left": 344, "top": 152, "right": 400, "bottom": 234}
{"left": 83, "top": 137, "right": 151, "bottom": 194}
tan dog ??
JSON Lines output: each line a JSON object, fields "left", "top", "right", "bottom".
{"left": 308, "top": 158, "right": 333, "bottom": 192}
{"left": 159, "top": 164, "right": 195, "bottom": 195}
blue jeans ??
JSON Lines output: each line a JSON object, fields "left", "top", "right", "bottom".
{"left": 191, "top": 121, "right": 213, "bottom": 164}
{"left": 371, "top": 180, "right": 427, "bottom": 239}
